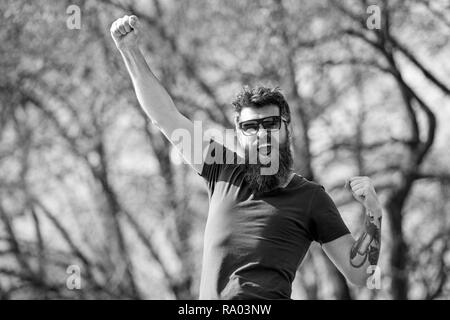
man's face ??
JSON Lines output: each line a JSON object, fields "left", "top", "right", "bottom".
{"left": 236, "top": 104, "right": 293, "bottom": 193}
{"left": 236, "top": 104, "right": 288, "bottom": 162}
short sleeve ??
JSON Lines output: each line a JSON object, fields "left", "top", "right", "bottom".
{"left": 309, "top": 186, "right": 351, "bottom": 245}
{"left": 198, "top": 139, "right": 239, "bottom": 194}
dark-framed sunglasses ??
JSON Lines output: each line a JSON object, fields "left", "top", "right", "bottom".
{"left": 238, "top": 116, "right": 288, "bottom": 136}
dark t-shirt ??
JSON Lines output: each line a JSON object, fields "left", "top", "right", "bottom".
{"left": 198, "top": 140, "right": 350, "bottom": 300}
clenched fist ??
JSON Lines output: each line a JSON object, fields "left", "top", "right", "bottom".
{"left": 110, "top": 15, "right": 139, "bottom": 51}
{"left": 345, "top": 176, "right": 381, "bottom": 213}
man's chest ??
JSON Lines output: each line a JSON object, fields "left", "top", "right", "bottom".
{"left": 204, "top": 184, "right": 312, "bottom": 255}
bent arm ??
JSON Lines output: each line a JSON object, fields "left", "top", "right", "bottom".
{"left": 323, "top": 206, "right": 382, "bottom": 286}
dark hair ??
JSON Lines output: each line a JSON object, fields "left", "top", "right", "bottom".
{"left": 232, "top": 86, "right": 291, "bottom": 124}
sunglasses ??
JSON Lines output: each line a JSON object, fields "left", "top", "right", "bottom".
{"left": 238, "top": 116, "right": 287, "bottom": 136}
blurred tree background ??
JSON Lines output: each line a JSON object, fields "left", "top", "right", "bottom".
{"left": 0, "top": 0, "right": 449, "bottom": 299}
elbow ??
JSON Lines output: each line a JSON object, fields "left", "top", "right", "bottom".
{"left": 348, "top": 277, "right": 367, "bottom": 288}
{"left": 346, "top": 272, "right": 369, "bottom": 287}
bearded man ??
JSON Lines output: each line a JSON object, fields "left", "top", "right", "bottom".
{"left": 110, "top": 15, "right": 383, "bottom": 300}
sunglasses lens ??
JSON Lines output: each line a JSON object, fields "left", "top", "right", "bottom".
{"left": 241, "top": 121, "right": 259, "bottom": 135}
{"left": 262, "top": 117, "right": 280, "bottom": 130}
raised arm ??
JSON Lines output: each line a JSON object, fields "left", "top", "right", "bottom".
{"left": 322, "top": 177, "right": 383, "bottom": 287}
{"left": 110, "top": 15, "right": 209, "bottom": 174}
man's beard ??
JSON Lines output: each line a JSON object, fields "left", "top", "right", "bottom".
{"left": 243, "top": 140, "right": 293, "bottom": 193}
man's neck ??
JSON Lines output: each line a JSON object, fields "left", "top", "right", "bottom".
{"left": 279, "top": 172, "right": 295, "bottom": 188}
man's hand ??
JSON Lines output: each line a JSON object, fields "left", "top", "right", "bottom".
{"left": 110, "top": 15, "right": 139, "bottom": 51}
{"left": 345, "top": 176, "right": 381, "bottom": 213}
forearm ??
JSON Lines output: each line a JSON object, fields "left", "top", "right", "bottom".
{"left": 349, "top": 206, "right": 382, "bottom": 282}
{"left": 324, "top": 177, "right": 384, "bottom": 287}
{"left": 119, "top": 46, "right": 179, "bottom": 127}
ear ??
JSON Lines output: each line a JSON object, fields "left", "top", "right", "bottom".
{"left": 234, "top": 116, "right": 245, "bottom": 145}
{"left": 234, "top": 111, "right": 241, "bottom": 123}
{"left": 235, "top": 124, "right": 243, "bottom": 145}
{"left": 285, "top": 121, "right": 293, "bottom": 141}
{"left": 234, "top": 115, "right": 240, "bottom": 132}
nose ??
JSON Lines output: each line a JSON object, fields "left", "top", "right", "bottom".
{"left": 257, "top": 125, "right": 270, "bottom": 142}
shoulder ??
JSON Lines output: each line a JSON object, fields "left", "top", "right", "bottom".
{"left": 291, "top": 175, "right": 324, "bottom": 193}
{"left": 290, "top": 177, "right": 336, "bottom": 212}
{"left": 286, "top": 175, "right": 327, "bottom": 211}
